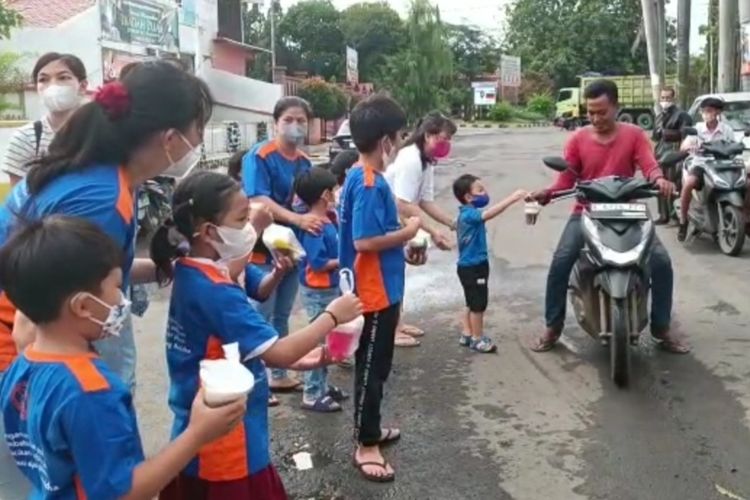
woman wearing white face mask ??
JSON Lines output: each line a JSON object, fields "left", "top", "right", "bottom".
{"left": 2, "top": 53, "right": 88, "bottom": 188}
{"left": 242, "top": 96, "right": 327, "bottom": 395}
{"left": 0, "top": 61, "right": 212, "bottom": 398}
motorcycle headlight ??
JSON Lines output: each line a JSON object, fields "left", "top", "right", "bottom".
{"left": 706, "top": 168, "right": 730, "bottom": 188}
{"left": 736, "top": 168, "right": 747, "bottom": 187}
{"left": 582, "top": 215, "right": 653, "bottom": 267}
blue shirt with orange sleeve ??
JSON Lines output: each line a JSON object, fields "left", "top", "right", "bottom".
{"left": 241, "top": 139, "right": 312, "bottom": 265}
{"left": 299, "top": 220, "right": 339, "bottom": 289}
{"left": 0, "top": 165, "right": 136, "bottom": 371}
{"left": 338, "top": 164, "right": 405, "bottom": 313}
{"left": 0, "top": 348, "right": 144, "bottom": 499}
{"left": 166, "top": 258, "right": 278, "bottom": 481}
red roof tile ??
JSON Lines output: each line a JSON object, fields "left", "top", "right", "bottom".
{"left": 8, "top": 0, "right": 96, "bottom": 28}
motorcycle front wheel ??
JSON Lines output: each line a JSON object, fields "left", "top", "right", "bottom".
{"left": 611, "top": 298, "right": 630, "bottom": 388}
{"left": 718, "top": 204, "right": 745, "bottom": 256}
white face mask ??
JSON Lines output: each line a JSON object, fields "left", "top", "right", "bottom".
{"left": 41, "top": 84, "right": 81, "bottom": 113}
{"left": 163, "top": 133, "right": 202, "bottom": 179}
{"left": 660, "top": 101, "right": 673, "bottom": 110}
{"left": 209, "top": 222, "right": 257, "bottom": 262}
{"left": 81, "top": 292, "right": 131, "bottom": 339}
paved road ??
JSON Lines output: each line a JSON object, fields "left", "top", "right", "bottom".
{"left": 135, "top": 128, "right": 750, "bottom": 499}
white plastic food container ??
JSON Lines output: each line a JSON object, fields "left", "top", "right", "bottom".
{"left": 200, "top": 343, "right": 255, "bottom": 407}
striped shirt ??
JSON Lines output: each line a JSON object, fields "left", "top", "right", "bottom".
{"left": 2, "top": 117, "right": 54, "bottom": 178}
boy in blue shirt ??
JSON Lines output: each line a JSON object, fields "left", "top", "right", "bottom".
{"left": 0, "top": 216, "right": 245, "bottom": 500}
{"left": 339, "top": 95, "right": 423, "bottom": 483}
{"left": 294, "top": 166, "right": 350, "bottom": 412}
{"left": 453, "top": 174, "right": 527, "bottom": 353}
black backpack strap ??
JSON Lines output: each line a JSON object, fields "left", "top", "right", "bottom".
{"left": 33, "top": 120, "right": 43, "bottom": 156}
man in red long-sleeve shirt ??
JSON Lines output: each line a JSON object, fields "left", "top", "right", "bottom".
{"left": 528, "top": 79, "right": 689, "bottom": 354}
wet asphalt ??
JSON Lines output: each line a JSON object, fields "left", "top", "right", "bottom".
{"left": 134, "top": 128, "right": 750, "bottom": 499}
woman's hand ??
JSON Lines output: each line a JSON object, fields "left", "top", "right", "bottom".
{"left": 249, "top": 203, "right": 274, "bottom": 233}
{"left": 271, "top": 252, "right": 295, "bottom": 274}
{"left": 296, "top": 213, "right": 325, "bottom": 235}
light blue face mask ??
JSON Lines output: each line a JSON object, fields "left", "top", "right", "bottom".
{"left": 281, "top": 123, "right": 307, "bottom": 146}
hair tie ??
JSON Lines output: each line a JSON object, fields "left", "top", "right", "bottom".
{"left": 94, "top": 82, "right": 131, "bottom": 121}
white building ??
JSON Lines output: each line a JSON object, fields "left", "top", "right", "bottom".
{"left": 0, "top": 0, "right": 282, "bottom": 169}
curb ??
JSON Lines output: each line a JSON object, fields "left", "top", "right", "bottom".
{"left": 459, "top": 121, "right": 553, "bottom": 129}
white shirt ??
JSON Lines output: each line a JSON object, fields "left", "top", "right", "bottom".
{"left": 696, "top": 120, "right": 736, "bottom": 143}
{"left": 2, "top": 116, "right": 54, "bottom": 178}
{"left": 385, "top": 144, "right": 435, "bottom": 203}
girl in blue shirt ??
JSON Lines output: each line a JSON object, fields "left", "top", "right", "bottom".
{"left": 241, "top": 97, "right": 327, "bottom": 394}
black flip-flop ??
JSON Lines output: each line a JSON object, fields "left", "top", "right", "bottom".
{"left": 327, "top": 385, "right": 350, "bottom": 402}
{"left": 300, "top": 395, "right": 342, "bottom": 413}
{"left": 352, "top": 457, "right": 395, "bottom": 483}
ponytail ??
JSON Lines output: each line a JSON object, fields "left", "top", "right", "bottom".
{"left": 227, "top": 148, "right": 249, "bottom": 182}
{"left": 149, "top": 170, "right": 240, "bottom": 284}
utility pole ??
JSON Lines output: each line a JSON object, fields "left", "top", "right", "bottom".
{"left": 677, "top": 0, "right": 691, "bottom": 107}
{"left": 740, "top": 0, "right": 750, "bottom": 90}
{"left": 718, "top": 0, "right": 738, "bottom": 92}
{"left": 656, "top": 0, "right": 667, "bottom": 82}
{"left": 641, "top": 0, "right": 662, "bottom": 112}
{"left": 270, "top": 0, "right": 277, "bottom": 83}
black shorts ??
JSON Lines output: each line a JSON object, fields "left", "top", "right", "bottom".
{"left": 457, "top": 262, "right": 490, "bottom": 313}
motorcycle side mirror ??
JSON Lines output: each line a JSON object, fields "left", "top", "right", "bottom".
{"left": 659, "top": 150, "right": 689, "bottom": 167}
{"left": 745, "top": 129, "right": 750, "bottom": 137}
{"left": 542, "top": 156, "right": 570, "bottom": 172}
{"left": 681, "top": 126, "right": 698, "bottom": 137}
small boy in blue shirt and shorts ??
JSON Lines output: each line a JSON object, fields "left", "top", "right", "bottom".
{"left": 453, "top": 174, "right": 527, "bottom": 353}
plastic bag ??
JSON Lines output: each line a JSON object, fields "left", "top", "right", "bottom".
{"left": 262, "top": 223, "right": 306, "bottom": 261}
{"left": 200, "top": 343, "right": 255, "bottom": 407}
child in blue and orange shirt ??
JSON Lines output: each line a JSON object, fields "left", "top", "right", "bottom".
{"left": 452, "top": 174, "right": 527, "bottom": 353}
{"left": 150, "top": 171, "right": 362, "bottom": 500}
{"left": 339, "top": 95, "right": 423, "bottom": 483}
{"left": 294, "top": 166, "right": 350, "bottom": 413}
{"left": 0, "top": 215, "right": 245, "bottom": 499}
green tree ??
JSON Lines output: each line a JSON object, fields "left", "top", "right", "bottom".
{"left": 0, "top": 52, "right": 24, "bottom": 114}
{"left": 297, "top": 78, "right": 347, "bottom": 120}
{"left": 340, "top": 2, "right": 406, "bottom": 82}
{"left": 445, "top": 23, "right": 499, "bottom": 117}
{"left": 244, "top": 2, "right": 301, "bottom": 81}
{"left": 502, "top": 0, "right": 650, "bottom": 88}
{"left": 377, "top": 0, "right": 452, "bottom": 121}
{"left": 278, "top": 0, "right": 344, "bottom": 80}
{"left": 0, "top": 4, "right": 21, "bottom": 40}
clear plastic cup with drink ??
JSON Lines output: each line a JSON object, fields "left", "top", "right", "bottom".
{"left": 325, "top": 269, "right": 363, "bottom": 360}
{"left": 524, "top": 201, "right": 541, "bottom": 225}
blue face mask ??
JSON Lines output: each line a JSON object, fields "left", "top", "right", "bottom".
{"left": 470, "top": 194, "right": 490, "bottom": 209}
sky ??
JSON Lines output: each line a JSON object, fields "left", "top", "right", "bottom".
{"left": 278, "top": 0, "right": 711, "bottom": 54}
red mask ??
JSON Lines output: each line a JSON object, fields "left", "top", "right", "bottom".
{"left": 432, "top": 140, "right": 451, "bottom": 159}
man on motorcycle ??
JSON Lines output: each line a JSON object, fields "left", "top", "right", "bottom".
{"left": 652, "top": 87, "right": 693, "bottom": 224}
{"left": 677, "top": 97, "right": 738, "bottom": 241}
{"left": 528, "top": 79, "right": 689, "bottom": 354}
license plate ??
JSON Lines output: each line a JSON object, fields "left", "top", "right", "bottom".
{"left": 589, "top": 203, "right": 648, "bottom": 220}
{"left": 590, "top": 203, "right": 646, "bottom": 212}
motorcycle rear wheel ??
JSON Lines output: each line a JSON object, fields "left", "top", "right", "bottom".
{"left": 610, "top": 298, "right": 630, "bottom": 388}
{"left": 718, "top": 204, "right": 745, "bottom": 256}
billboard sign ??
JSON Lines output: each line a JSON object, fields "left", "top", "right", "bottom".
{"left": 471, "top": 82, "right": 497, "bottom": 106}
{"left": 500, "top": 55, "right": 522, "bottom": 88}
{"left": 100, "top": 0, "right": 180, "bottom": 52}
{"left": 346, "top": 46, "right": 359, "bottom": 85}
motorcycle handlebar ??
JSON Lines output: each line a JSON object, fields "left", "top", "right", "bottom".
{"left": 548, "top": 187, "right": 662, "bottom": 203}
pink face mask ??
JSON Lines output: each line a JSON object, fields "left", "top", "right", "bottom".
{"left": 432, "top": 140, "right": 451, "bottom": 159}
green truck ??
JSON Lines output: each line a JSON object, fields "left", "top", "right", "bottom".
{"left": 555, "top": 74, "right": 674, "bottom": 130}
